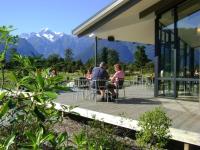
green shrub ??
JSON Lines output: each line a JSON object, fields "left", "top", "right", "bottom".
{"left": 136, "top": 107, "right": 172, "bottom": 150}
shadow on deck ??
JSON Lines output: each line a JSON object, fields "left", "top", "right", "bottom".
{"left": 115, "top": 98, "right": 162, "bottom": 105}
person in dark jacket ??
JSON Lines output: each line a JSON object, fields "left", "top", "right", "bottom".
{"left": 91, "top": 62, "right": 109, "bottom": 101}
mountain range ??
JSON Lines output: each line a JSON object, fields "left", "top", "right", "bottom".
{"left": 18, "top": 28, "right": 155, "bottom": 63}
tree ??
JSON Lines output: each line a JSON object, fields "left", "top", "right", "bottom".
{"left": 99, "top": 47, "right": 119, "bottom": 66}
{"left": 28, "top": 55, "right": 46, "bottom": 69}
{"left": 76, "top": 59, "right": 83, "bottom": 70}
{"left": 5, "top": 48, "right": 19, "bottom": 69}
{"left": 107, "top": 49, "right": 119, "bottom": 66}
{"left": 47, "top": 53, "right": 61, "bottom": 68}
{"left": 85, "top": 57, "right": 95, "bottom": 68}
{"left": 100, "top": 47, "right": 108, "bottom": 63}
{"left": 134, "top": 46, "right": 150, "bottom": 68}
{"left": 64, "top": 48, "right": 73, "bottom": 63}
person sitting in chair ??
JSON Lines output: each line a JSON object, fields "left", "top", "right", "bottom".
{"left": 49, "top": 68, "right": 57, "bottom": 77}
{"left": 109, "top": 64, "right": 125, "bottom": 99}
{"left": 85, "top": 67, "right": 93, "bottom": 80}
{"left": 91, "top": 62, "right": 109, "bottom": 101}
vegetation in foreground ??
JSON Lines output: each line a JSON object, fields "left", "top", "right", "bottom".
{"left": 0, "top": 26, "right": 70, "bottom": 149}
{"left": 136, "top": 107, "right": 172, "bottom": 150}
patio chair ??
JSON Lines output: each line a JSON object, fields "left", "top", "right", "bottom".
{"left": 145, "top": 76, "right": 153, "bottom": 86}
{"left": 89, "top": 79, "right": 109, "bottom": 102}
{"left": 72, "top": 77, "right": 90, "bottom": 100}
{"left": 115, "top": 78, "right": 125, "bottom": 99}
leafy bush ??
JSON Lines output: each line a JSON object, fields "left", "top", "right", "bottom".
{"left": 0, "top": 26, "right": 70, "bottom": 149}
{"left": 136, "top": 107, "right": 172, "bottom": 150}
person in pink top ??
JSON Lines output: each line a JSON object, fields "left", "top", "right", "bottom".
{"left": 110, "top": 64, "right": 125, "bottom": 85}
{"left": 109, "top": 64, "right": 125, "bottom": 100}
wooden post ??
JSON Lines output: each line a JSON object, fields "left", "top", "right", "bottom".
{"left": 184, "top": 143, "right": 189, "bottom": 150}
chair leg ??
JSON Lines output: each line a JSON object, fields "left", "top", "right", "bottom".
{"left": 106, "top": 91, "right": 109, "bottom": 103}
{"left": 85, "top": 90, "right": 89, "bottom": 100}
{"left": 90, "top": 93, "right": 92, "bottom": 101}
{"left": 82, "top": 91, "right": 84, "bottom": 100}
{"left": 72, "top": 92, "right": 75, "bottom": 100}
{"left": 92, "top": 93, "right": 94, "bottom": 101}
{"left": 116, "top": 89, "right": 119, "bottom": 99}
{"left": 89, "top": 93, "right": 91, "bottom": 101}
{"left": 89, "top": 90, "right": 92, "bottom": 101}
{"left": 76, "top": 92, "right": 78, "bottom": 101}
{"left": 95, "top": 93, "right": 97, "bottom": 103}
{"left": 92, "top": 91, "right": 96, "bottom": 102}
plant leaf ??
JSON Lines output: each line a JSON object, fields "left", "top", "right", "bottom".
{"left": 0, "top": 101, "right": 9, "bottom": 118}
{"left": 4, "top": 135, "right": 15, "bottom": 150}
{"left": 36, "top": 73, "right": 44, "bottom": 89}
{"left": 41, "top": 133, "right": 54, "bottom": 143}
{"left": 34, "top": 106, "right": 46, "bottom": 122}
{"left": 57, "top": 132, "right": 68, "bottom": 144}
{"left": 0, "top": 91, "right": 6, "bottom": 100}
{"left": 9, "top": 72, "right": 17, "bottom": 83}
{"left": 44, "top": 91, "right": 57, "bottom": 99}
{"left": 36, "top": 128, "right": 44, "bottom": 145}
{"left": 25, "top": 131, "right": 36, "bottom": 143}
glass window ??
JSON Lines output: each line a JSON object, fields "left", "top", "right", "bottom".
{"left": 157, "top": 0, "right": 200, "bottom": 100}
{"left": 177, "top": 0, "right": 200, "bottom": 78}
{"left": 158, "top": 80, "right": 174, "bottom": 97}
{"left": 177, "top": 80, "right": 199, "bottom": 101}
{"left": 159, "top": 9, "right": 175, "bottom": 78}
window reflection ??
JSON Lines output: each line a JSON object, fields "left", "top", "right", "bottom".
{"left": 157, "top": 0, "right": 200, "bottom": 100}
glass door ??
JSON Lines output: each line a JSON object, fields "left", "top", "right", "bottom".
{"left": 158, "top": 9, "right": 175, "bottom": 97}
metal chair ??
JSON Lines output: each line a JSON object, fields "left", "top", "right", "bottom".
{"left": 115, "top": 78, "right": 125, "bottom": 99}
{"left": 89, "top": 79, "right": 109, "bottom": 102}
{"left": 72, "top": 78, "right": 90, "bottom": 100}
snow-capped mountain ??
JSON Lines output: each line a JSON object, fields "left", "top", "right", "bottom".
{"left": 38, "top": 28, "right": 64, "bottom": 41}
{"left": 20, "top": 29, "right": 94, "bottom": 59}
{"left": 18, "top": 28, "right": 155, "bottom": 63}
{"left": 21, "top": 28, "right": 64, "bottom": 42}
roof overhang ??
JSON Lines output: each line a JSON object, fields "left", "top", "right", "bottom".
{"left": 72, "top": 0, "right": 162, "bottom": 44}
{"left": 72, "top": 0, "right": 131, "bottom": 36}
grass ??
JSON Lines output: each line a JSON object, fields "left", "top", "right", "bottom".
{"left": 59, "top": 71, "right": 84, "bottom": 81}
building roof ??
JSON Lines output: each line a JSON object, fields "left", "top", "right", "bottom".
{"left": 73, "top": 0, "right": 192, "bottom": 44}
{"left": 72, "top": 0, "right": 131, "bottom": 36}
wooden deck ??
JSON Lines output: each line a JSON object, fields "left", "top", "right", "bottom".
{"left": 55, "top": 85, "right": 200, "bottom": 146}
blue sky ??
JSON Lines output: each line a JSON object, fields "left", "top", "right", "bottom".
{"left": 0, "top": 0, "right": 114, "bottom": 35}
